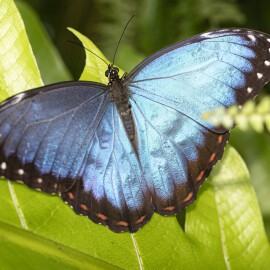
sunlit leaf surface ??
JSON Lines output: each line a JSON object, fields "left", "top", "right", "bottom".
{"left": 15, "top": 0, "right": 72, "bottom": 84}
{"left": 0, "top": 0, "right": 42, "bottom": 101}
{"left": 0, "top": 2, "right": 269, "bottom": 268}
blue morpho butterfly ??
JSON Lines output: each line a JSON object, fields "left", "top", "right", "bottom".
{"left": 0, "top": 27, "right": 270, "bottom": 233}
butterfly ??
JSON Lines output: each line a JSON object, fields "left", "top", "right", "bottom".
{"left": 0, "top": 28, "right": 270, "bottom": 233}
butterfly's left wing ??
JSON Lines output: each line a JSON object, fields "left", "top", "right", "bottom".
{"left": 128, "top": 95, "right": 229, "bottom": 215}
{"left": 123, "top": 28, "right": 270, "bottom": 215}
{"left": 126, "top": 28, "right": 270, "bottom": 133}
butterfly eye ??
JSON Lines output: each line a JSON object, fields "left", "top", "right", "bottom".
{"left": 105, "top": 70, "right": 110, "bottom": 77}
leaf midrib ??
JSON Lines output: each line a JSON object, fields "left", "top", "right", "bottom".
{"left": 8, "top": 181, "right": 28, "bottom": 229}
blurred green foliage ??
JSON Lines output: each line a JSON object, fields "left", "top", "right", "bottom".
{"left": 15, "top": 0, "right": 270, "bottom": 241}
{"left": 15, "top": 0, "right": 249, "bottom": 75}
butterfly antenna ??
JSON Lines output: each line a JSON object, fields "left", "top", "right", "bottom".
{"left": 67, "top": 40, "right": 109, "bottom": 66}
{"left": 112, "top": 14, "right": 135, "bottom": 67}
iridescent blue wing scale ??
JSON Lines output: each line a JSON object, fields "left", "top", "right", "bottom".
{"left": 0, "top": 82, "right": 110, "bottom": 193}
{"left": 129, "top": 95, "right": 229, "bottom": 215}
{"left": 0, "top": 81, "right": 153, "bottom": 232}
{"left": 126, "top": 29, "right": 270, "bottom": 133}
{"left": 123, "top": 28, "right": 270, "bottom": 217}
{"left": 61, "top": 103, "right": 153, "bottom": 232}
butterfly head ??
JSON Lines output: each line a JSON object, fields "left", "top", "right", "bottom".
{"left": 105, "top": 65, "right": 119, "bottom": 82}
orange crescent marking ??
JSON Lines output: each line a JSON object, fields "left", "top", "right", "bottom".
{"left": 218, "top": 135, "right": 223, "bottom": 143}
{"left": 183, "top": 192, "right": 193, "bottom": 202}
{"left": 136, "top": 215, "right": 146, "bottom": 224}
{"left": 209, "top": 153, "right": 216, "bottom": 162}
{"left": 80, "top": 204, "right": 88, "bottom": 211}
{"left": 196, "top": 171, "right": 204, "bottom": 182}
{"left": 117, "top": 221, "right": 128, "bottom": 227}
{"left": 164, "top": 206, "right": 175, "bottom": 211}
{"left": 68, "top": 192, "right": 74, "bottom": 200}
{"left": 97, "top": 213, "right": 107, "bottom": 221}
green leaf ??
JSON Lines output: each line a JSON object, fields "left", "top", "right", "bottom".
{"left": 0, "top": 221, "right": 120, "bottom": 270}
{"left": 230, "top": 128, "right": 270, "bottom": 241}
{"left": 208, "top": 146, "right": 270, "bottom": 269}
{"left": 14, "top": 0, "right": 73, "bottom": 84}
{"left": 0, "top": 0, "right": 43, "bottom": 101}
{"left": 0, "top": 3, "right": 269, "bottom": 269}
{"left": 68, "top": 28, "right": 124, "bottom": 83}
{"left": 1, "top": 145, "right": 269, "bottom": 269}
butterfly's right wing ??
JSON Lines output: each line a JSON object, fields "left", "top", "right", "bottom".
{"left": 0, "top": 81, "right": 152, "bottom": 232}
{"left": 0, "top": 81, "right": 110, "bottom": 193}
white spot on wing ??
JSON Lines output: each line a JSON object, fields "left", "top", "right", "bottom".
{"left": 257, "top": 73, "right": 263, "bottom": 79}
{"left": 14, "top": 93, "right": 26, "bottom": 103}
{"left": 18, "top": 169, "right": 24, "bottom": 175}
{"left": 201, "top": 32, "right": 212, "bottom": 37}
{"left": 247, "top": 87, "right": 253, "bottom": 93}
{"left": 1, "top": 162, "right": 6, "bottom": 170}
{"left": 37, "top": 178, "right": 42, "bottom": 184}
{"left": 267, "top": 38, "right": 270, "bottom": 42}
{"left": 265, "top": 60, "right": 270, "bottom": 66}
{"left": 248, "top": 35, "right": 256, "bottom": 41}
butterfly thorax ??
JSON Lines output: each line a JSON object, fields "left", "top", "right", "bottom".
{"left": 107, "top": 67, "right": 137, "bottom": 152}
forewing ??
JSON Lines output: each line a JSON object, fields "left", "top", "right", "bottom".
{"left": 130, "top": 94, "right": 229, "bottom": 214}
{"left": 126, "top": 28, "right": 270, "bottom": 132}
{"left": 61, "top": 103, "right": 153, "bottom": 233}
{"left": 0, "top": 81, "right": 109, "bottom": 193}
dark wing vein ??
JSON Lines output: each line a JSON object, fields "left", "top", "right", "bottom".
{"left": 25, "top": 91, "right": 106, "bottom": 127}
{"left": 201, "top": 45, "right": 252, "bottom": 60}
{"left": 170, "top": 77, "right": 227, "bottom": 107}
{"left": 131, "top": 60, "right": 219, "bottom": 84}
{"left": 130, "top": 90, "right": 218, "bottom": 132}
{"left": 131, "top": 97, "right": 192, "bottom": 167}
{"left": 68, "top": 93, "right": 110, "bottom": 179}
{"left": 113, "top": 108, "right": 146, "bottom": 203}
{"left": 53, "top": 111, "right": 76, "bottom": 178}
{"left": 195, "top": 70, "right": 242, "bottom": 91}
